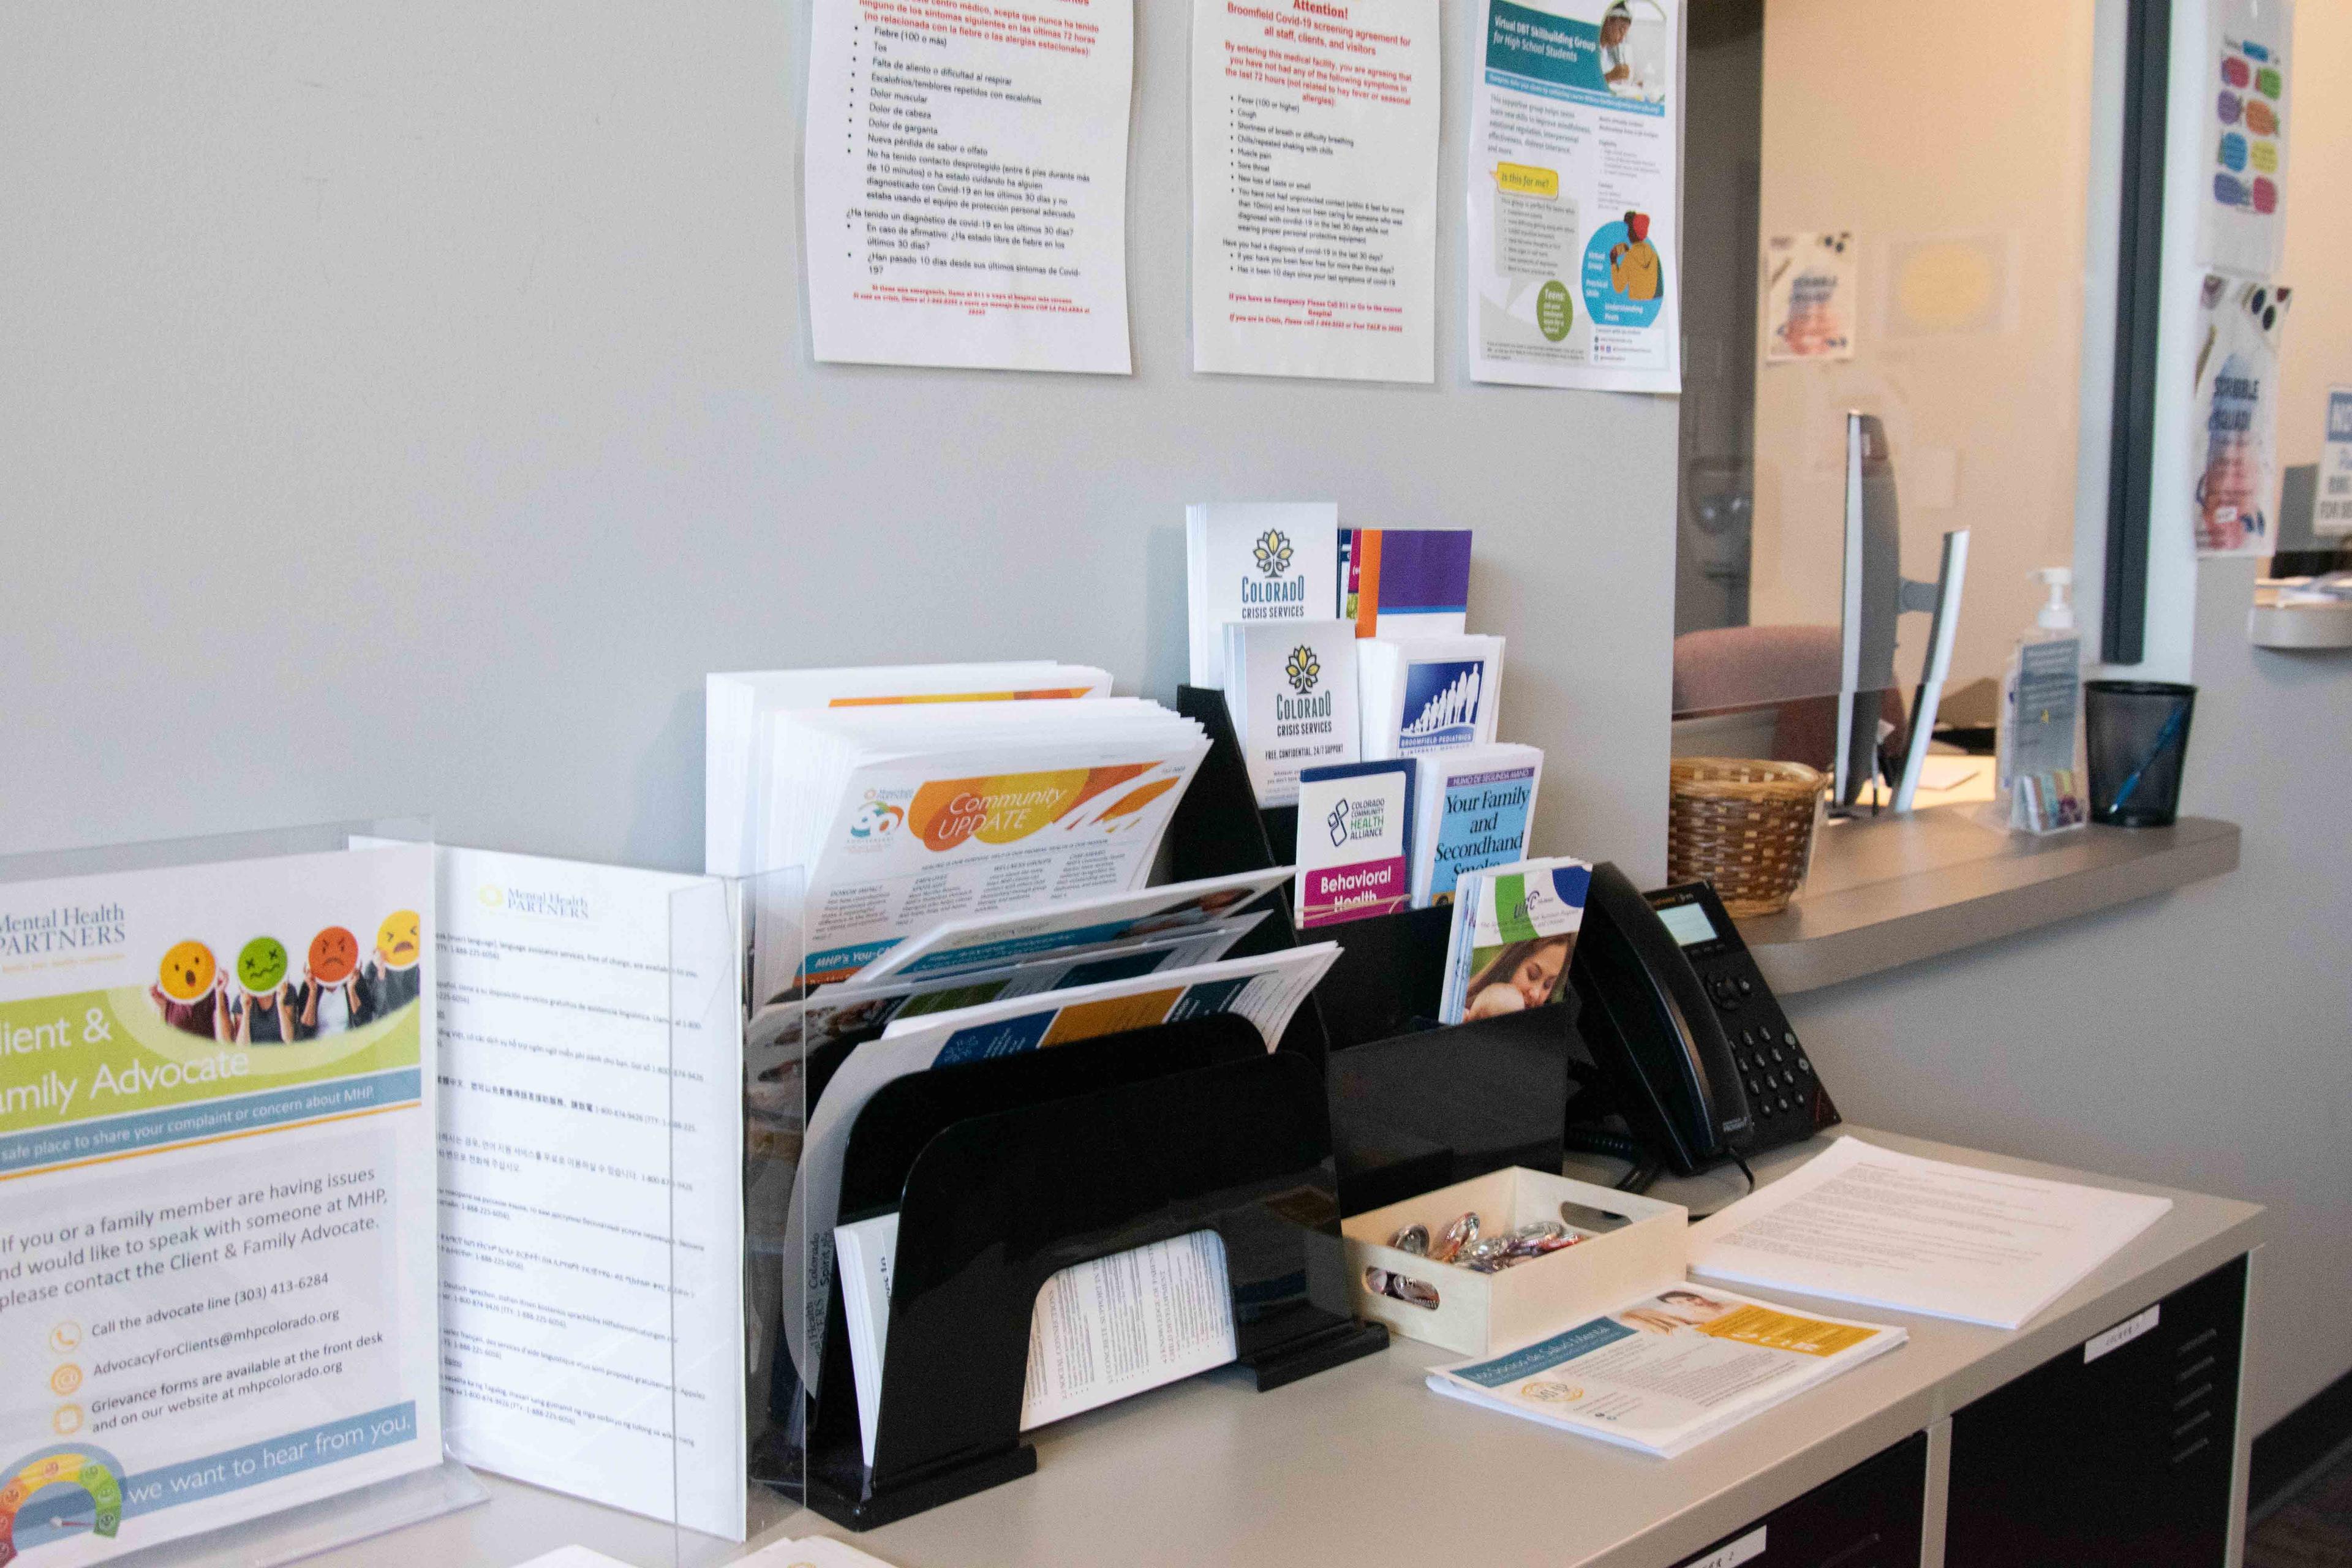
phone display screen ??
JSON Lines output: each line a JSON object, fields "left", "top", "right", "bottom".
{"left": 1657, "top": 902, "right": 1717, "bottom": 948}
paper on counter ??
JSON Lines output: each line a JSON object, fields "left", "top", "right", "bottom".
{"left": 1688, "top": 1137, "right": 2173, "bottom": 1330}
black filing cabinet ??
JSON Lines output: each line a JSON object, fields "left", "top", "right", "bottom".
{"left": 1945, "top": 1254, "right": 2247, "bottom": 1567}
{"left": 1671, "top": 1432, "right": 1927, "bottom": 1568}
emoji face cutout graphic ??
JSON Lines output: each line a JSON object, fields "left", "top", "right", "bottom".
{"left": 237, "top": 937, "right": 290, "bottom": 995}
{"left": 308, "top": 927, "right": 360, "bottom": 986}
{"left": 376, "top": 910, "right": 421, "bottom": 971}
{"left": 158, "top": 941, "right": 217, "bottom": 1003}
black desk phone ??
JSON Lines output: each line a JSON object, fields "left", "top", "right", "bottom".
{"left": 1566, "top": 864, "right": 1839, "bottom": 1178}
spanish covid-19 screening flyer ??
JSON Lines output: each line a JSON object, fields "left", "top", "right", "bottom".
{"left": 0, "top": 842, "right": 439, "bottom": 1567}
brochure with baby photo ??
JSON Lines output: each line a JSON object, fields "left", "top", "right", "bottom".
{"left": 1439, "top": 857, "right": 1592, "bottom": 1023}
{"left": 1427, "top": 1284, "right": 1906, "bottom": 1457}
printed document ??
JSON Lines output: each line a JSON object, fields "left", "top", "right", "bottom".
{"left": 1189, "top": 0, "right": 1439, "bottom": 382}
{"left": 1688, "top": 1137, "right": 2174, "bottom": 1330}
{"left": 0, "top": 843, "right": 439, "bottom": 1566}
{"left": 1466, "top": 0, "right": 1681, "bottom": 391}
{"left": 804, "top": 0, "right": 1136, "bottom": 373}
{"left": 434, "top": 849, "right": 746, "bottom": 1536}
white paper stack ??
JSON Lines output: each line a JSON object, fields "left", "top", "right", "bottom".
{"left": 1688, "top": 1137, "right": 2175, "bottom": 1330}
{"left": 750, "top": 699, "right": 1207, "bottom": 1000}
{"left": 1186, "top": 503, "right": 1340, "bottom": 687}
{"left": 706, "top": 663, "right": 1111, "bottom": 876}
{"left": 1221, "top": 619, "right": 1361, "bottom": 806}
{"left": 1358, "top": 635, "right": 1506, "bottom": 760}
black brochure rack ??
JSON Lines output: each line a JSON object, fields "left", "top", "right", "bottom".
{"left": 798, "top": 1012, "right": 1387, "bottom": 1530}
{"left": 1170, "top": 685, "right": 1581, "bottom": 1213}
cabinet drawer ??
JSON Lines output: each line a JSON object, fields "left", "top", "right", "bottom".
{"left": 1945, "top": 1254, "right": 2247, "bottom": 1568}
{"left": 1672, "top": 1432, "right": 1927, "bottom": 1568}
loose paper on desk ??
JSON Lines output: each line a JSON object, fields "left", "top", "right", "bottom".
{"left": 782, "top": 943, "right": 1340, "bottom": 1387}
{"left": 1466, "top": 0, "right": 1680, "bottom": 392}
{"left": 1189, "top": 0, "right": 1439, "bottom": 382}
{"left": 435, "top": 848, "right": 747, "bottom": 1537}
{"left": 1688, "top": 1137, "right": 2173, "bottom": 1331}
{"left": 804, "top": 0, "right": 1134, "bottom": 373}
{"left": 0, "top": 842, "right": 440, "bottom": 1567}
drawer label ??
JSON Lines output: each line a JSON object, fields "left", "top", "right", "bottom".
{"left": 2086, "top": 1303, "right": 2161, "bottom": 1363}
{"left": 1681, "top": 1525, "right": 1766, "bottom": 1568}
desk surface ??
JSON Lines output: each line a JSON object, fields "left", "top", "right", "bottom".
{"left": 303, "top": 1128, "right": 2261, "bottom": 1568}
{"left": 1740, "top": 808, "right": 2241, "bottom": 995}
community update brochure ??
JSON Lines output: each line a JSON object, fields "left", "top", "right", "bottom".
{"left": 0, "top": 843, "right": 440, "bottom": 1568}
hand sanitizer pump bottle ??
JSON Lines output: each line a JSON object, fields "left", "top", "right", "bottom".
{"left": 1992, "top": 568, "right": 2086, "bottom": 832}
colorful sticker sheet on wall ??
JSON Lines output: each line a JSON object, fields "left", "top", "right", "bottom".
{"left": 2199, "top": 0, "right": 2290, "bottom": 279}
{"left": 2190, "top": 274, "right": 2293, "bottom": 556}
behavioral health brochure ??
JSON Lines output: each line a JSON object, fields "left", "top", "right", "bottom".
{"left": 0, "top": 843, "right": 440, "bottom": 1567}
{"left": 1466, "top": 0, "right": 1681, "bottom": 393}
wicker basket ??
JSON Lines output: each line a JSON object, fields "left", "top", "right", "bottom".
{"left": 1667, "top": 758, "right": 1827, "bottom": 917}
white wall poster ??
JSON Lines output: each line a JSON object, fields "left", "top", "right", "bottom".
{"left": 2196, "top": 0, "right": 2291, "bottom": 280}
{"left": 1763, "top": 231, "right": 1855, "bottom": 363}
{"left": 1189, "top": 0, "right": 1441, "bottom": 382}
{"left": 2190, "top": 274, "right": 2291, "bottom": 556}
{"left": 805, "top": 0, "right": 1136, "bottom": 374}
{"left": 1466, "top": 0, "right": 1681, "bottom": 393}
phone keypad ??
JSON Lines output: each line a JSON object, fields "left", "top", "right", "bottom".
{"left": 1709, "top": 971, "right": 1830, "bottom": 1148}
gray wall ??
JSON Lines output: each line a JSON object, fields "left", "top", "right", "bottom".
{"left": 1790, "top": 555, "right": 2352, "bottom": 1434}
{"left": 0, "top": 3, "right": 1675, "bottom": 883}
{"left": 8, "top": 0, "right": 2343, "bottom": 1448}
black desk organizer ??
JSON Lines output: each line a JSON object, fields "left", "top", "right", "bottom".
{"left": 796, "top": 1012, "right": 1384, "bottom": 1529}
{"left": 1171, "top": 686, "right": 1581, "bottom": 1215}
{"left": 773, "top": 685, "right": 1604, "bottom": 1530}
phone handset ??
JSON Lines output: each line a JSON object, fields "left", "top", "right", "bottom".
{"left": 1566, "top": 862, "right": 1755, "bottom": 1177}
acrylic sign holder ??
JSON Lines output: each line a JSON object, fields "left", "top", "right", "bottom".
{"left": 0, "top": 821, "right": 489, "bottom": 1568}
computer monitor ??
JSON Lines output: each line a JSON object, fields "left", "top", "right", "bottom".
{"left": 1834, "top": 412, "right": 1970, "bottom": 812}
